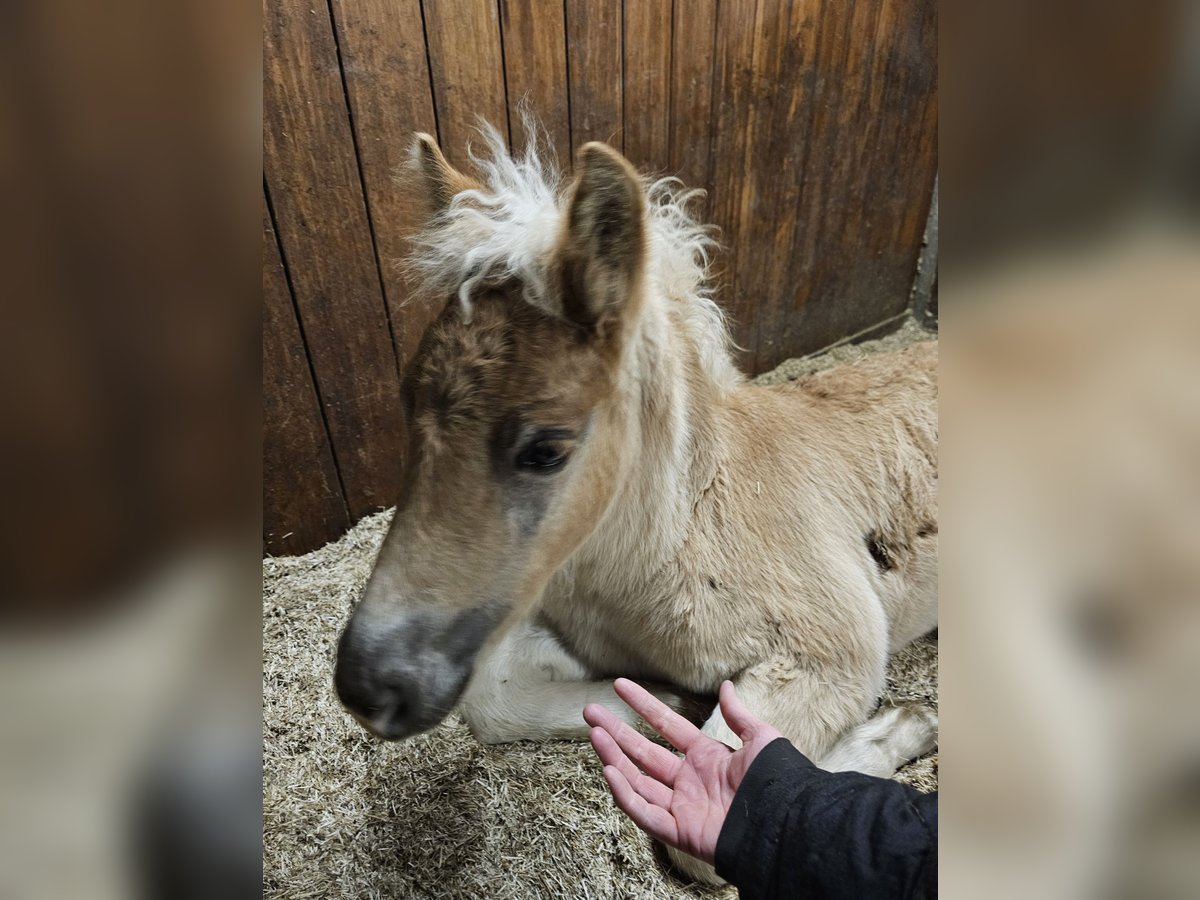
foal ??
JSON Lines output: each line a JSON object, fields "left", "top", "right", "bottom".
{"left": 334, "top": 126, "right": 938, "bottom": 883}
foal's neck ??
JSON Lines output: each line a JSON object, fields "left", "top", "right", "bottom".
{"left": 578, "top": 299, "right": 726, "bottom": 588}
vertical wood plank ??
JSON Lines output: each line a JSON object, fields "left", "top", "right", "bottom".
{"left": 263, "top": 195, "right": 350, "bottom": 556}
{"left": 263, "top": 0, "right": 405, "bottom": 519}
{"left": 328, "top": 0, "right": 440, "bottom": 365}
{"left": 498, "top": 0, "right": 572, "bottom": 167}
{"left": 706, "top": 0, "right": 762, "bottom": 363}
{"left": 851, "top": 0, "right": 938, "bottom": 289}
{"left": 423, "top": 0, "right": 509, "bottom": 168}
{"left": 566, "top": 0, "right": 624, "bottom": 149}
{"left": 749, "top": 0, "right": 938, "bottom": 370}
{"left": 622, "top": 0, "right": 673, "bottom": 171}
{"left": 667, "top": 0, "right": 718, "bottom": 192}
{"left": 735, "top": 0, "right": 822, "bottom": 369}
{"left": 756, "top": 0, "right": 867, "bottom": 367}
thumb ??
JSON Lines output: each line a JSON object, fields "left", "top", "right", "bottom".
{"left": 718, "top": 681, "right": 765, "bottom": 742}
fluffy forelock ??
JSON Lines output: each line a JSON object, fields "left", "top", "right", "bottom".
{"left": 404, "top": 120, "right": 740, "bottom": 389}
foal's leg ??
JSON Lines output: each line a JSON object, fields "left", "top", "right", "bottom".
{"left": 458, "top": 619, "right": 676, "bottom": 743}
{"left": 818, "top": 703, "right": 938, "bottom": 775}
{"left": 701, "top": 671, "right": 938, "bottom": 777}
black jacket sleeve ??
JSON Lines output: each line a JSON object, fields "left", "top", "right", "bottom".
{"left": 714, "top": 738, "right": 936, "bottom": 900}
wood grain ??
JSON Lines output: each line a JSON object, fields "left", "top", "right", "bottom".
{"left": 622, "top": 0, "right": 673, "bottom": 172}
{"left": 706, "top": 0, "right": 763, "bottom": 362}
{"left": 749, "top": 0, "right": 938, "bottom": 370}
{"left": 667, "top": 0, "right": 719, "bottom": 192}
{"left": 423, "top": 0, "right": 509, "bottom": 167}
{"left": 263, "top": 194, "right": 350, "bottom": 556}
{"left": 565, "top": 0, "right": 624, "bottom": 150}
{"left": 263, "top": 0, "right": 405, "bottom": 519}
{"left": 735, "top": 0, "right": 821, "bottom": 370}
{"left": 328, "top": 0, "right": 441, "bottom": 365}
{"left": 499, "top": 0, "right": 572, "bottom": 167}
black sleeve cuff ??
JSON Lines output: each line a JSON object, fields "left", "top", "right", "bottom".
{"left": 714, "top": 737, "right": 938, "bottom": 900}
{"left": 714, "top": 737, "right": 821, "bottom": 883}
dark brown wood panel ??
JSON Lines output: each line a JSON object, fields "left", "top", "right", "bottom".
{"left": 734, "top": 0, "right": 822, "bottom": 371}
{"left": 261, "top": 0, "right": 939, "bottom": 555}
{"left": 748, "top": 0, "right": 938, "bottom": 371}
{"left": 263, "top": 195, "right": 350, "bottom": 556}
{"left": 263, "top": 0, "right": 405, "bottom": 519}
{"left": 565, "top": 0, "right": 624, "bottom": 148}
{"left": 622, "top": 0, "right": 673, "bottom": 172}
{"left": 499, "top": 0, "right": 572, "bottom": 167}
{"left": 706, "top": 0, "right": 764, "bottom": 360}
{"left": 328, "top": 0, "right": 441, "bottom": 365}
{"left": 423, "top": 0, "right": 510, "bottom": 168}
{"left": 667, "top": 0, "right": 719, "bottom": 193}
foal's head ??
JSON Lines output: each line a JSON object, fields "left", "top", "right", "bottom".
{"left": 335, "top": 132, "right": 653, "bottom": 739}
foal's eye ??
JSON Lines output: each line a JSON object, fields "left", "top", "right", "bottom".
{"left": 516, "top": 439, "right": 570, "bottom": 471}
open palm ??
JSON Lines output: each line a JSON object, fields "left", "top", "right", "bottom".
{"left": 583, "top": 678, "right": 782, "bottom": 865}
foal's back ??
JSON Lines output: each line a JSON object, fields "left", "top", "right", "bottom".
{"left": 730, "top": 340, "right": 938, "bottom": 650}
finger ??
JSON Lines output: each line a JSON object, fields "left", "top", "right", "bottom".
{"left": 602, "top": 765, "right": 680, "bottom": 849}
{"left": 582, "top": 702, "right": 609, "bottom": 728}
{"left": 584, "top": 700, "right": 640, "bottom": 736}
{"left": 590, "top": 726, "right": 674, "bottom": 807}
{"left": 718, "top": 680, "right": 768, "bottom": 742}
{"left": 587, "top": 702, "right": 682, "bottom": 785}
{"left": 612, "top": 678, "right": 704, "bottom": 753}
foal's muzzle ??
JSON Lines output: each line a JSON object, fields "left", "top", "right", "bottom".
{"left": 333, "top": 604, "right": 500, "bottom": 740}
{"left": 334, "top": 646, "right": 436, "bottom": 740}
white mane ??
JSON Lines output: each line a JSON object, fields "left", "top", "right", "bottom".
{"left": 405, "top": 122, "right": 742, "bottom": 389}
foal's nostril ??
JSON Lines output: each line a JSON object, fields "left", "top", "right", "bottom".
{"left": 333, "top": 652, "right": 421, "bottom": 739}
{"left": 359, "top": 687, "right": 420, "bottom": 741}
{"left": 361, "top": 695, "right": 408, "bottom": 722}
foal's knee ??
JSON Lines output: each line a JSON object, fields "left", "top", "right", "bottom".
{"left": 461, "top": 710, "right": 511, "bottom": 745}
{"left": 457, "top": 677, "right": 521, "bottom": 744}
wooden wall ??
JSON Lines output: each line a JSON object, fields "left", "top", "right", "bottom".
{"left": 264, "top": 0, "right": 938, "bottom": 556}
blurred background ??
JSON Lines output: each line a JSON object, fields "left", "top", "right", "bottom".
{"left": 942, "top": 0, "right": 1200, "bottom": 897}
{"left": 0, "top": 0, "right": 1196, "bottom": 896}
{"left": 0, "top": 0, "right": 260, "bottom": 897}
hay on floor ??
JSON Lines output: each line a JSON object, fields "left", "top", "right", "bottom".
{"left": 264, "top": 323, "right": 938, "bottom": 899}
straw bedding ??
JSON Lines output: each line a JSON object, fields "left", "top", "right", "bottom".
{"left": 263, "top": 321, "right": 938, "bottom": 899}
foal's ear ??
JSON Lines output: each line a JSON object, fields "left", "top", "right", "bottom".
{"left": 409, "top": 133, "right": 481, "bottom": 212}
{"left": 558, "top": 142, "right": 646, "bottom": 333}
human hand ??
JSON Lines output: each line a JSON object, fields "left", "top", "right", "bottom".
{"left": 583, "top": 678, "right": 783, "bottom": 865}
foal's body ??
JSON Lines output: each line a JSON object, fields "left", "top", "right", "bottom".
{"left": 463, "top": 338, "right": 938, "bottom": 761}
{"left": 335, "top": 125, "right": 937, "bottom": 884}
